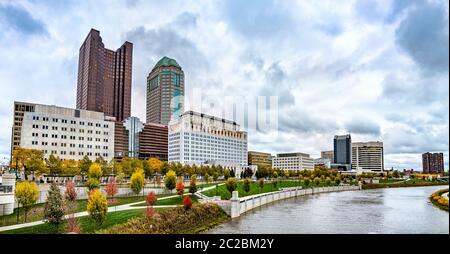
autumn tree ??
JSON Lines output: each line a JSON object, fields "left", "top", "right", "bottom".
{"left": 304, "top": 177, "right": 310, "bottom": 187}
{"left": 78, "top": 155, "right": 92, "bottom": 175}
{"left": 183, "top": 196, "right": 193, "bottom": 210}
{"left": 105, "top": 178, "right": 119, "bottom": 203}
{"left": 225, "top": 177, "right": 237, "bottom": 195}
{"left": 148, "top": 158, "right": 163, "bottom": 176}
{"left": 272, "top": 179, "right": 278, "bottom": 189}
{"left": 258, "top": 178, "right": 265, "bottom": 192}
{"left": 46, "top": 155, "right": 62, "bottom": 175}
{"left": 43, "top": 182, "right": 65, "bottom": 227}
{"left": 189, "top": 174, "right": 198, "bottom": 194}
{"left": 88, "top": 163, "right": 103, "bottom": 180}
{"left": 87, "top": 189, "right": 108, "bottom": 225}
{"left": 164, "top": 170, "right": 177, "bottom": 192}
{"left": 314, "top": 177, "right": 321, "bottom": 186}
{"left": 15, "top": 181, "right": 39, "bottom": 222}
{"left": 325, "top": 177, "right": 332, "bottom": 186}
{"left": 64, "top": 181, "right": 77, "bottom": 202}
{"left": 26, "top": 156, "right": 48, "bottom": 176}
{"left": 176, "top": 178, "right": 185, "bottom": 196}
{"left": 130, "top": 169, "right": 145, "bottom": 195}
{"left": 146, "top": 192, "right": 158, "bottom": 206}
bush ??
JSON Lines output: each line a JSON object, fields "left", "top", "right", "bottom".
{"left": 335, "top": 176, "right": 341, "bottom": 185}
{"left": 165, "top": 170, "right": 177, "bottom": 192}
{"left": 189, "top": 175, "right": 197, "bottom": 194}
{"left": 146, "top": 192, "right": 158, "bottom": 206}
{"left": 43, "top": 183, "right": 65, "bottom": 226}
{"left": 304, "top": 177, "right": 310, "bottom": 187}
{"left": 64, "top": 181, "right": 77, "bottom": 202}
{"left": 325, "top": 177, "right": 331, "bottom": 185}
{"left": 105, "top": 178, "right": 119, "bottom": 202}
{"left": 15, "top": 181, "right": 39, "bottom": 222}
{"left": 183, "top": 196, "right": 193, "bottom": 210}
{"left": 176, "top": 179, "right": 185, "bottom": 196}
{"left": 314, "top": 177, "right": 321, "bottom": 186}
{"left": 272, "top": 179, "right": 278, "bottom": 189}
{"left": 145, "top": 206, "right": 155, "bottom": 219}
{"left": 88, "top": 163, "right": 103, "bottom": 180}
{"left": 87, "top": 189, "right": 108, "bottom": 225}
{"left": 258, "top": 178, "right": 264, "bottom": 191}
{"left": 243, "top": 178, "right": 251, "bottom": 193}
{"left": 130, "top": 169, "right": 145, "bottom": 195}
{"left": 225, "top": 178, "right": 237, "bottom": 194}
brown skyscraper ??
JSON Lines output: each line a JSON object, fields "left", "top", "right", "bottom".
{"left": 422, "top": 152, "right": 444, "bottom": 174}
{"left": 76, "top": 29, "right": 133, "bottom": 121}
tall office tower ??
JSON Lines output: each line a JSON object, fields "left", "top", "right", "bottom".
{"left": 351, "top": 141, "right": 384, "bottom": 172}
{"left": 76, "top": 29, "right": 133, "bottom": 121}
{"left": 333, "top": 134, "right": 352, "bottom": 170}
{"left": 146, "top": 57, "right": 184, "bottom": 125}
{"left": 321, "top": 150, "right": 334, "bottom": 162}
{"left": 422, "top": 152, "right": 444, "bottom": 174}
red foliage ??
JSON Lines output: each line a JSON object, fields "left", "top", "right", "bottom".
{"left": 176, "top": 179, "right": 185, "bottom": 195}
{"left": 182, "top": 196, "right": 193, "bottom": 210}
{"left": 145, "top": 206, "right": 155, "bottom": 219}
{"left": 64, "top": 181, "right": 77, "bottom": 202}
{"left": 146, "top": 192, "right": 158, "bottom": 206}
{"left": 105, "top": 178, "right": 119, "bottom": 199}
{"left": 66, "top": 214, "right": 80, "bottom": 233}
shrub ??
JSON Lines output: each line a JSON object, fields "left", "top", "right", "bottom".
{"left": 130, "top": 169, "right": 145, "bottom": 195}
{"left": 189, "top": 175, "right": 197, "bottom": 194}
{"left": 183, "top": 196, "right": 193, "bottom": 210}
{"left": 304, "top": 177, "right": 310, "bottom": 187}
{"left": 43, "top": 182, "right": 65, "bottom": 226}
{"left": 176, "top": 179, "right": 185, "bottom": 196}
{"left": 164, "top": 170, "right": 177, "bottom": 192}
{"left": 146, "top": 192, "right": 158, "bottom": 206}
{"left": 65, "top": 214, "right": 80, "bottom": 234}
{"left": 325, "top": 177, "right": 331, "bottom": 186}
{"left": 105, "top": 178, "right": 119, "bottom": 203}
{"left": 15, "top": 181, "right": 39, "bottom": 222}
{"left": 335, "top": 176, "right": 341, "bottom": 185}
{"left": 64, "top": 181, "right": 77, "bottom": 202}
{"left": 145, "top": 206, "right": 156, "bottom": 219}
{"left": 272, "top": 179, "right": 278, "bottom": 189}
{"left": 88, "top": 163, "right": 103, "bottom": 180}
{"left": 87, "top": 189, "right": 108, "bottom": 225}
{"left": 272, "top": 172, "right": 278, "bottom": 179}
{"left": 314, "top": 177, "right": 321, "bottom": 186}
{"left": 225, "top": 178, "right": 237, "bottom": 194}
{"left": 243, "top": 178, "right": 251, "bottom": 193}
{"left": 258, "top": 178, "right": 264, "bottom": 192}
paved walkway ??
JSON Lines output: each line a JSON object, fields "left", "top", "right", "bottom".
{"left": 0, "top": 194, "right": 183, "bottom": 232}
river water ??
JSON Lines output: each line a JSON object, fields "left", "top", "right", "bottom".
{"left": 207, "top": 186, "right": 449, "bottom": 234}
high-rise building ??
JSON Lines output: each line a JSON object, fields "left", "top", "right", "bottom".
{"left": 76, "top": 28, "right": 133, "bottom": 121}
{"left": 248, "top": 151, "right": 272, "bottom": 169}
{"left": 114, "top": 117, "right": 168, "bottom": 161}
{"left": 146, "top": 57, "right": 184, "bottom": 125}
{"left": 168, "top": 111, "right": 247, "bottom": 169}
{"left": 332, "top": 134, "right": 352, "bottom": 171}
{"left": 321, "top": 150, "right": 334, "bottom": 162}
{"left": 272, "top": 153, "right": 314, "bottom": 171}
{"left": 351, "top": 141, "right": 384, "bottom": 172}
{"left": 422, "top": 152, "right": 444, "bottom": 174}
{"left": 11, "top": 101, "right": 115, "bottom": 162}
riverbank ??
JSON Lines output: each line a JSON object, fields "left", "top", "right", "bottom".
{"left": 362, "top": 180, "right": 448, "bottom": 190}
{"left": 430, "top": 188, "right": 449, "bottom": 212}
{"left": 98, "top": 203, "right": 229, "bottom": 234}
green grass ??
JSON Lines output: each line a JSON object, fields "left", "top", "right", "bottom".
{"left": 130, "top": 194, "right": 199, "bottom": 207}
{"left": 379, "top": 178, "right": 405, "bottom": 184}
{"left": 0, "top": 194, "right": 175, "bottom": 227}
{"left": 201, "top": 180, "right": 338, "bottom": 200}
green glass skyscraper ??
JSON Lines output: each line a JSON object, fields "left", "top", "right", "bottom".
{"left": 146, "top": 57, "right": 185, "bottom": 125}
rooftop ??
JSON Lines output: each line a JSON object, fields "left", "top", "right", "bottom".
{"left": 152, "top": 56, "right": 181, "bottom": 70}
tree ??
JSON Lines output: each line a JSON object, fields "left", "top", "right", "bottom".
{"left": 88, "top": 163, "right": 103, "bottom": 180}
{"left": 272, "top": 171, "right": 278, "bottom": 179}
{"left": 223, "top": 169, "right": 231, "bottom": 180}
{"left": 79, "top": 155, "right": 92, "bottom": 175}
{"left": 164, "top": 170, "right": 177, "bottom": 192}
{"left": 130, "top": 169, "right": 145, "bottom": 195}
{"left": 335, "top": 176, "right": 341, "bottom": 185}
{"left": 61, "top": 160, "right": 80, "bottom": 176}
{"left": 314, "top": 177, "right": 321, "bottom": 186}
{"left": 258, "top": 178, "right": 265, "bottom": 192}
{"left": 176, "top": 178, "right": 185, "bottom": 196}
{"left": 272, "top": 179, "right": 278, "bottom": 189}
{"left": 183, "top": 196, "right": 193, "bottom": 210}
{"left": 243, "top": 168, "right": 253, "bottom": 178}
{"left": 304, "top": 177, "right": 310, "bottom": 187}
{"left": 230, "top": 169, "right": 236, "bottom": 178}
{"left": 64, "top": 181, "right": 77, "bottom": 202}
{"left": 146, "top": 192, "right": 158, "bottom": 206}
{"left": 87, "top": 189, "right": 108, "bottom": 225}
{"left": 204, "top": 173, "right": 210, "bottom": 184}
{"left": 225, "top": 177, "right": 237, "bottom": 194}
{"left": 86, "top": 178, "right": 100, "bottom": 191}
{"left": 43, "top": 182, "right": 65, "bottom": 227}
{"left": 96, "top": 156, "right": 111, "bottom": 176}
{"left": 147, "top": 158, "right": 163, "bottom": 176}
{"left": 26, "top": 156, "right": 48, "bottom": 176}
{"left": 243, "top": 178, "right": 251, "bottom": 193}
{"left": 189, "top": 174, "right": 198, "bottom": 194}
{"left": 46, "top": 155, "right": 62, "bottom": 175}
{"left": 11, "top": 148, "right": 44, "bottom": 176}
{"left": 15, "top": 181, "right": 39, "bottom": 222}
{"left": 212, "top": 172, "right": 219, "bottom": 182}
{"left": 105, "top": 178, "right": 119, "bottom": 203}
{"left": 325, "top": 177, "right": 331, "bottom": 186}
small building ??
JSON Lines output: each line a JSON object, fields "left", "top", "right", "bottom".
{"left": 0, "top": 174, "right": 16, "bottom": 216}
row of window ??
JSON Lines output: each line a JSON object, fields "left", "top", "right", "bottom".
{"left": 30, "top": 133, "right": 109, "bottom": 142}
{"left": 31, "top": 125, "right": 109, "bottom": 135}
{"left": 32, "top": 116, "right": 109, "bottom": 128}
{"left": 42, "top": 150, "right": 108, "bottom": 157}
{"left": 31, "top": 141, "right": 109, "bottom": 150}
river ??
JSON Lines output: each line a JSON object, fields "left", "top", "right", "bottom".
{"left": 207, "top": 185, "right": 449, "bottom": 234}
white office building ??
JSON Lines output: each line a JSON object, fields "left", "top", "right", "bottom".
{"left": 13, "top": 101, "right": 115, "bottom": 161}
{"left": 351, "top": 141, "right": 384, "bottom": 173}
{"left": 168, "top": 111, "right": 248, "bottom": 170}
{"left": 272, "top": 152, "right": 314, "bottom": 171}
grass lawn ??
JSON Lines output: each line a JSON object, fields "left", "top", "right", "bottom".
{"left": 130, "top": 194, "right": 199, "bottom": 207}
{"left": 0, "top": 194, "right": 175, "bottom": 227}
{"left": 379, "top": 179, "right": 405, "bottom": 184}
{"left": 201, "top": 180, "right": 338, "bottom": 200}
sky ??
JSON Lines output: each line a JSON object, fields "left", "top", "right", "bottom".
{"left": 0, "top": 0, "right": 448, "bottom": 171}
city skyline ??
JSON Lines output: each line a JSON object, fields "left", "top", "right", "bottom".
{"left": 0, "top": 0, "right": 448, "bottom": 171}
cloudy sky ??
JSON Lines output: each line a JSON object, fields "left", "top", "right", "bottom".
{"left": 0, "top": 0, "right": 448, "bottom": 170}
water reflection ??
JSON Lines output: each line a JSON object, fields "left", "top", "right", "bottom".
{"left": 207, "top": 186, "right": 449, "bottom": 234}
